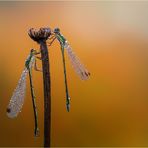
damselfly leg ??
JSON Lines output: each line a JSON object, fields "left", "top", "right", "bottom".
{"left": 34, "top": 58, "right": 42, "bottom": 72}
{"left": 47, "top": 37, "right": 56, "bottom": 46}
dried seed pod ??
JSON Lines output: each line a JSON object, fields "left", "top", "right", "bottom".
{"left": 28, "top": 27, "right": 51, "bottom": 43}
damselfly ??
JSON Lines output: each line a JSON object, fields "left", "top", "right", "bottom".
{"left": 7, "top": 49, "right": 41, "bottom": 137}
{"left": 7, "top": 27, "right": 90, "bottom": 137}
{"left": 48, "top": 28, "right": 90, "bottom": 111}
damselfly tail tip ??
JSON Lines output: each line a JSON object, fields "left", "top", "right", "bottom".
{"left": 34, "top": 128, "right": 40, "bottom": 137}
{"left": 66, "top": 97, "right": 70, "bottom": 112}
{"left": 66, "top": 105, "right": 70, "bottom": 112}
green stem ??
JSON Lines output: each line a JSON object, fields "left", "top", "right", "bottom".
{"left": 28, "top": 68, "right": 39, "bottom": 137}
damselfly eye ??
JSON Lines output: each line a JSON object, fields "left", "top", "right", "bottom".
{"left": 30, "top": 49, "right": 34, "bottom": 53}
{"left": 54, "top": 27, "right": 60, "bottom": 33}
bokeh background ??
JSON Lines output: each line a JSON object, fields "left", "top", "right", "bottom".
{"left": 0, "top": 1, "right": 148, "bottom": 147}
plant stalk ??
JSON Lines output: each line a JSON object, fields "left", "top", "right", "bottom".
{"left": 40, "top": 40, "right": 51, "bottom": 147}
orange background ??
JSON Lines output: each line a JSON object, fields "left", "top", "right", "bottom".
{"left": 0, "top": 1, "right": 148, "bottom": 147}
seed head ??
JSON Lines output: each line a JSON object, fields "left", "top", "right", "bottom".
{"left": 28, "top": 27, "right": 51, "bottom": 43}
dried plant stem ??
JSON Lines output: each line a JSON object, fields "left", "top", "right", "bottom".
{"left": 40, "top": 40, "right": 51, "bottom": 147}
{"left": 28, "top": 27, "right": 51, "bottom": 147}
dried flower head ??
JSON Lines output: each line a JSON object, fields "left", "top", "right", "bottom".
{"left": 28, "top": 27, "right": 51, "bottom": 43}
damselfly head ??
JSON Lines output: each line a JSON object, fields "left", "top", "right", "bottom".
{"left": 30, "top": 49, "right": 37, "bottom": 55}
{"left": 30, "top": 49, "right": 35, "bottom": 53}
{"left": 54, "top": 27, "right": 60, "bottom": 34}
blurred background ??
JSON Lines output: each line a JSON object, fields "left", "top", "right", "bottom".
{"left": 0, "top": 1, "right": 148, "bottom": 147}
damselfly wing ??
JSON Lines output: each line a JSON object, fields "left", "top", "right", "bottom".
{"left": 64, "top": 41, "right": 90, "bottom": 80}
{"left": 7, "top": 55, "right": 35, "bottom": 118}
